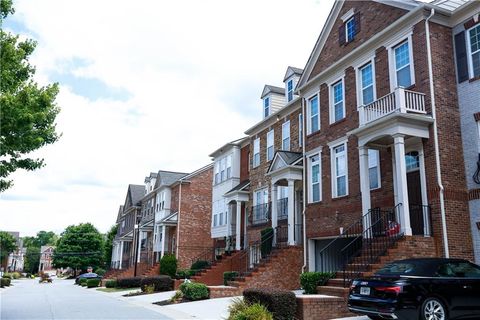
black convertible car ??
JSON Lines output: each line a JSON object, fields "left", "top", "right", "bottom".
{"left": 348, "top": 258, "right": 480, "bottom": 320}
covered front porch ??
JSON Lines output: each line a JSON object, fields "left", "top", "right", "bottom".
{"left": 267, "top": 151, "right": 303, "bottom": 246}
{"left": 224, "top": 180, "right": 250, "bottom": 251}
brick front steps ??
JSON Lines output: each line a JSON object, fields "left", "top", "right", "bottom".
{"left": 104, "top": 262, "right": 160, "bottom": 280}
{"left": 189, "top": 251, "right": 243, "bottom": 286}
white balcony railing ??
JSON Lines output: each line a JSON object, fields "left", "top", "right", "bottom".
{"left": 359, "top": 87, "right": 426, "bottom": 126}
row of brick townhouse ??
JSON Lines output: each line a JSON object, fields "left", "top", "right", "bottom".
{"left": 109, "top": 0, "right": 479, "bottom": 296}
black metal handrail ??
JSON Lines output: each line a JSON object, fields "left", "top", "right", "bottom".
{"left": 275, "top": 225, "right": 288, "bottom": 244}
{"left": 340, "top": 204, "right": 403, "bottom": 286}
{"left": 190, "top": 246, "right": 216, "bottom": 267}
{"left": 409, "top": 204, "right": 431, "bottom": 236}
{"left": 277, "top": 198, "right": 288, "bottom": 220}
{"left": 251, "top": 203, "right": 270, "bottom": 225}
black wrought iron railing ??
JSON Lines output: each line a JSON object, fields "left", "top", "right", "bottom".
{"left": 275, "top": 225, "right": 288, "bottom": 244}
{"left": 251, "top": 203, "right": 270, "bottom": 225}
{"left": 277, "top": 198, "right": 288, "bottom": 220}
{"left": 316, "top": 205, "right": 404, "bottom": 286}
{"left": 409, "top": 204, "right": 431, "bottom": 236}
{"left": 190, "top": 247, "right": 217, "bottom": 267}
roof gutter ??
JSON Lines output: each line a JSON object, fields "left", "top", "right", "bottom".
{"left": 425, "top": 8, "right": 449, "bottom": 258}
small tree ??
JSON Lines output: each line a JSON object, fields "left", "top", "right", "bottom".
{"left": 103, "top": 225, "right": 118, "bottom": 269}
{"left": 0, "top": 231, "right": 17, "bottom": 270}
{"left": 159, "top": 254, "right": 177, "bottom": 278}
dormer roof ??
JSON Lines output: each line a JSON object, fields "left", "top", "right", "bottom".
{"left": 283, "top": 66, "right": 303, "bottom": 82}
{"left": 209, "top": 137, "right": 249, "bottom": 158}
{"left": 261, "top": 85, "right": 285, "bottom": 99}
{"left": 153, "top": 170, "right": 189, "bottom": 189}
{"left": 144, "top": 172, "right": 157, "bottom": 183}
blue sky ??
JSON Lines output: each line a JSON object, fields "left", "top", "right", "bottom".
{"left": 0, "top": 0, "right": 333, "bottom": 236}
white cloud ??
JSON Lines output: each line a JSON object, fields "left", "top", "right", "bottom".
{"left": 0, "top": 0, "right": 333, "bottom": 236}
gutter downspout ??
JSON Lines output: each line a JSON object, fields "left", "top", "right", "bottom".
{"left": 176, "top": 180, "right": 183, "bottom": 260}
{"left": 425, "top": 8, "right": 449, "bottom": 258}
{"left": 301, "top": 96, "right": 307, "bottom": 272}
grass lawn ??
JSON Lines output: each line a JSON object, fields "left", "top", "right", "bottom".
{"left": 96, "top": 287, "right": 141, "bottom": 293}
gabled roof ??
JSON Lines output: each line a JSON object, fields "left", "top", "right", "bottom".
{"left": 283, "top": 66, "right": 303, "bottom": 82}
{"left": 209, "top": 137, "right": 249, "bottom": 158}
{"left": 144, "top": 172, "right": 157, "bottom": 183}
{"left": 261, "top": 85, "right": 285, "bottom": 99}
{"left": 225, "top": 179, "right": 250, "bottom": 195}
{"left": 116, "top": 205, "right": 124, "bottom": 223}
{"left": 297, "top": 0, "right": 419, "bottom": 91}
{"left": 154, "top": 170, "right": 189, "bottom": 189}
{"left": 124, "top": 184, "right": 144, "bottom": 209}
{"left": 430, "top": 0, "right": 469, "bottom": 11}
{"left": 267, "top": 151, "right": 303, "bottom": 174}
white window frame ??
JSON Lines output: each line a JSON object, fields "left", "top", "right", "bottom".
{"left": 307, "top": 150, "right": 322, "bottom": 203}
{"left": 266, "top": 130, "right": 274, "bottom": 161}
{"left": 253, "top": 138, "right": 260, "bottom": 168}
{"left": 298, "top": 113, "right": 303, "bottom": 147}
{"left": 307, "top": 93, "right": 320, "bottom": 134}
{"left": 355, "top": 58, "right": 376, "bottom": 107}
{"left": 286, "top": 79, "right": 294, "bottom": 102}
{"left": 329, "top": 139, "right": 348, "bottom": 198}
{"left": 466, "top": 24, "right": 480, "bottom": 79}
{"left": 263, "top": 97, "right": 270, "bottom": 118}
{"left": 226, "top": 154, "right": 232, "bottom": 179}
{"left": 346, "top": 17, "right": 355, "bottom": 43}
{"left": 368, "top": 149, "right": 381, "bottom": 190}
{"left": 329, "top": 77, "right": 345, "bottom": 124}
{"left": 388, "top": 35, "right": 415, "bottom": 92}
{"left": 220, "top": 157, "right": 226, "bottom": 181}
{"left": 253, "top": 188, "right": 269, "bottom": 206}
{"left": 282, "top": 121, "right": 290, "bottom": 151}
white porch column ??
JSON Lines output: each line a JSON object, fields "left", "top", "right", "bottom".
{"left": 161, "top": 225, "right": 166, "bottom": 258}
{"left": 119, "top": 241, "right": 124, "bottom": 269}
{"left": 137, "top": 231, "right": 143, "bottom": 261}
{"left": 236, "top": 201, "right": 242, "bottom": 250}
{"left": 358, "top": 146, "right": 372, "bottom": 236}
{"left": 287, "top": 179, "right": 295, "bottom": 245}
{"left": 393, "top": 134, "right": 412, "bottom": 236}
{"left": 418, "top": 146, "right": 430, "bottom": 236}
{"left": 226, "top": 205, "right": 231, "bottom": 238}
{"left": 271, "top": 184, "right": 278, "bottom": 245}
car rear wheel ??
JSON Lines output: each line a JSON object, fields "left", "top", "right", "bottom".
{"left": 421, "top": 297, "right": 447, "bottom": 320}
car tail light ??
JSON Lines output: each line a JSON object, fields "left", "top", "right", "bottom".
{"left": 375, "top": 286, "right": 402, "bottom": 294}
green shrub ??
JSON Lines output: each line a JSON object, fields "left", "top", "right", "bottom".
{"left": 300, "top": 272, "right": 335, "bottom": 294}
{"left": 227, "top": 297, "right": 249, "bottom": 320}
{"left": 10, "top": 272, "right": 21, "bottom": 279}
{"left": 0, "top": 278, "right": 11, "bottom": 287}
{"left": 79, "top": 278, "right": 88, "bottom": 285}
{"left": 160, "top": 254, "right": 177, "bottom": 278}
{"left": 169, "top": 290, "right": 183, "bottom": 303}
{"left": 140, "top": 276, "right": 173, "bottom": 292}
{"left": 179, "top": 282, "right": 209, "bottom": 301}
{"left": 86, "top": 278, "right": 101, "bottom": 288}
{"left": 105, "top": 280, "right": 117, "bottom": 288}
{"left": 175, "top": 269, "right": 196, "bottom": 279}
{"left": 191, "top": 260, "right": 210, "bottom": 270}
{"left": 260, "top": 227, "right": 274, "bottom": 258}
{"left": 116, "top": 277, "right": 142, "bottom": 288}
{"left": 223, "top": 271, "right": 238, "bottom": 285}
{"left": 2, "top": 273, "right": 12, "bottom": 279}
{"left": 233, "top": 303, "right": 273, "bottom": 320}
{"left": 95, "top": 268, "right": 106, "bottom": 276}
{"left": 243, "top": 288, "right": 296, "bottom": 320}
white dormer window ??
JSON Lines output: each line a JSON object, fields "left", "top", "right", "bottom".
{"left": 286, "top": 79, "right": 294, "bottom": 102}
{"left": 263, "top": 97, "right": 270, "bottom": 118}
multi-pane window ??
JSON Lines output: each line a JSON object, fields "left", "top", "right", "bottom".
{"left": 298, "top": 113, "right": 303, "bottom": 147}
{"left": 253, "top": 138, "right": 260, "bottom": 167}
{"left": 360, "top": 62, "right": 374, "bottom": 105}
{"left": 333, "top": 143, "right": 347, "bottom": 197}
{"left": 226, "top": 155, "right": 232, "bottom": 179}
{"left": 394, "top": 41, "right": 412, "bottom": 88}
{"left": 331, "top": 80, "right": 344, "bottom": 123}
{"left": 368, "top": 149, "right": 380, "bottom": 190}
{"left": 264, "top": 97, "right": 270, "bottom": 118}
{"left": 309, "top": 95, "right": 319, "bottom": 133}
{"left": 309, "top": 154, "right": 321, "bottom": 203}
{"left": 282, "top": 121, "right": 290, "bottom": 151}
{"left": 346, "top": 17, "right": 355, "bottom": 42}
{"left": 267, "top": 130, "right": 274, "bottom": 161}
{"left": 220, "top": 157, "right": 226, "bottom": 181}
{"left": 287, "top": 79, "right": 294, "bottom": 102}
{"left": 214, "top": 162, "right": 220, "bottom": 184}
{"left": 468, "top": 25, "right": 480, "bottom": 78}
{"left": 405, "top": 151, "right": 420, "bottom": 171}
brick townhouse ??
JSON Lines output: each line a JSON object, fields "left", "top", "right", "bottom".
{"left": 294, "top": 0, "right": 478, "bottom": 276}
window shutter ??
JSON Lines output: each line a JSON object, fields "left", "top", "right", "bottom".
{"left": 354, "top": 12, "right": 361, "bottom": 35}
{"left": 339, "top": 23, "right": 346, "bottom": 46}
{"left": 454, "top": 31, "right": 469, "bottom": 83}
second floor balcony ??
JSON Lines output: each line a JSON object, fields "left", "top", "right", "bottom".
{"left": 251, "top": 202, "right": 270, "bottom": 225}
{"left": 359, "top": 87, "right": 426, "bottom": 126}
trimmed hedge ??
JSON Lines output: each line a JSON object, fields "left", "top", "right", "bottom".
{"left": 179, "top": 282, "right": 209, "bottom": 301}
{"left": 300, "top": 272, "right": 335, "bottom": 294}
{"left": 0, "top": 278, "right": 11, "bottom": 287}
{"left": 105, "top": 280, "right": 117, "bottom": 288}
{"left": 117, "top": 277, "right": 142, "bottom": 288}
{"left": 191, "top": 260, "right": 210, "bottom": 270}
{"left": 95, "top": 268, "right": 106, "bottom": 276}
{"left": 243, "top": 288, "right": 296, "bottom": 320}
{"left": 140, "top": 276, "right": 173, "bottom": 292}
{"left": 223, "top": 271, "right": 238, "bottom": 285}
{"left": 160, "top": 254, "right": 177, "bottom": 278}
{"left": 2, "top": 273, "right": 12, "bottom": 279}
{"left": 86, "top": 278, "right": 101, "bottom": 288}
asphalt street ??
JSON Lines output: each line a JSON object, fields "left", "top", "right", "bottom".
{"left": 0, "top": 278, "right": 173, "bottom": 320}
